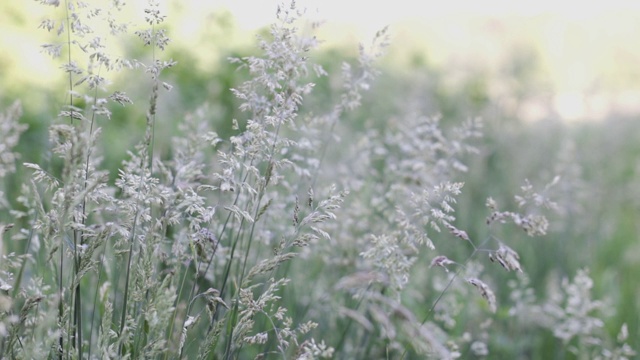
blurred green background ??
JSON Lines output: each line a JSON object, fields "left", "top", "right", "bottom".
{"left": 1, "top": 1, "right": 639, "bottom": 358}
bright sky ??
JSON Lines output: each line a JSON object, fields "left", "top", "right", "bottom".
{"left": 217, "top": 0, "right": 640, "bottom": 29}
{"left": 3, "top": 0, "right": 640, "bottom": 121}
{"left": 238, "top": 0, "right": 640, "bottom": 122}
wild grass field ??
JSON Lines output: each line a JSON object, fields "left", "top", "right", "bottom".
{"left": 0, "top": 1, "right": 638, "bottom": 359}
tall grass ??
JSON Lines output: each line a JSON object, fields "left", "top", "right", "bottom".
{"left": 0, "top": 1, "right": 637, "bottom": 359}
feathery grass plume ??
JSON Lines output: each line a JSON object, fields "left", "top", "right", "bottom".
{"left": 430, "top": 255, "right": 456, "bottom": 273}
{"left": 466, "top": 278, "right": 497, "bottom": 313}
{"left": 489, "top": 243, "right": 522, "bottom": 272}
{"left": 8, "top": 0, "right": 171, "bottom": 358}
{"left": 109, "top": 1, "right": 177, "bottom": 357}
{"left": 360, "top": 181, "right": 467, "bottom": 293}
{"left": 293, "top": 338, "right": 335, "bottom": 359}
{"left": 325, "top": 110, "right": 483, "bottom": 358}
{"left": 546, "top": 269, "right": 605, "bottom": 343}
{"left": 0, "top": 102, "right": 27, "bottom": 181}
{"left": 167, "top": 2, "right": 349, "bottom": 357}
{"left": 307, "top": 85, "right": 485, "bottom": 357}
{"left": 0, "top": 102, "right": 28, "bottom": 324}
{"left": 31, "top": 1, "right": 137, "bottom": 357}
{"left": 509, "top": 269, "right": 636, "bottom": 359}
{"left": 486, "top": 176, "right": 561, "bottom": 237}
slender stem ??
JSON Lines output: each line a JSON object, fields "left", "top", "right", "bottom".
{"left": 399, "top": 235, "right": 492, "bottom": 360}
{"left": 10, "top": 212, "right": 37, "bottom": 300}
{"left": 311, "top": 106, "right": 341, "bottom": 189}
{"left": 58, "top": 0, "right": 74, "bottom": 357}
{"left": 64, "top": 0, "right": 73, "bottom": 126}
{"left": 71, "top": 54, "right": 103, "bottom": 360}
{"left": 117, "top": 114, "right": 155, "bottom": 356}
{"left": 87, "top": 247, "right": 106, "bottom": 360}
{"left": 58, "top": 232, "right": 64, "bottom": 359}
{"left": 118, "top": 19, "right": 161, "bottom": 355}
{"left": 334, "top": 287, "right": 370, "bottom": 354}
{"left": 149, "top": 23, "right": 157, "bottom": 173}
{"left": 179, "top": 156, "right": 253, "bottom": 344}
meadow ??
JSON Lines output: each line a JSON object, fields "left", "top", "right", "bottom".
{"left": 0, "top": 1, "right": 638, "bottom": 359}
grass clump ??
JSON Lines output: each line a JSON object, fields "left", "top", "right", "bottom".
{"left": 0, "top": 1, "right": 637, "bottom": 359}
